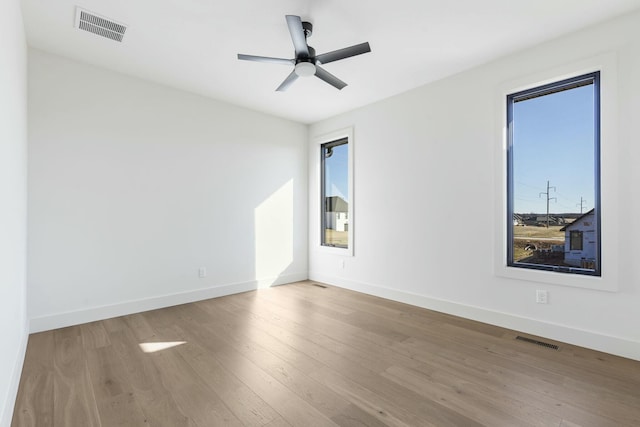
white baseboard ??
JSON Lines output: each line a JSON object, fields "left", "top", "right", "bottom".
{"left": 29, "top": 273, "right": 307, "bottom": 333}
{"left": 309, "top": 272, "right": 640, "bottom": 362}
{"left": 1, "top": 322, "right": 29, "bottom": 427}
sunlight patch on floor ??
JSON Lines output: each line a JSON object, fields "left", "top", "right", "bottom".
{"left": 138, "top": 341, "right": 187, "bottom": 353}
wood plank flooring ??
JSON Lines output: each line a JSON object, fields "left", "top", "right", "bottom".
{"left": 12, "top": 281, "right": 640, "bottom": 426}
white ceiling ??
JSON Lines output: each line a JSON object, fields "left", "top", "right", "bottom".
{"left": 21, "top": 0, "right": 640, "bottom": 124}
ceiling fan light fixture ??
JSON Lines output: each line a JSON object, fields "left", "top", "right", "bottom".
{"left": 294, "top": 61, "right": 316, "bottom": 77}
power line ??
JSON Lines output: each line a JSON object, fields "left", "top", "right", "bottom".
{"left": 516, "top": 181, "right": 543, "bottom": 190}
{"left": 554, "top": 191, "right": 575, "bottom": 203}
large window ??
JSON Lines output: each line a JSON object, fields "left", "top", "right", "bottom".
{"left": 507, "top": 72, "right": 600, "bottom": 276}
{"left": 321, "top": 138, "right": 349, "bottom": 248}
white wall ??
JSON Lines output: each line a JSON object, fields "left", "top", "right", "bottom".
{"left": 309, "top": 11, "right": 640, "bottom": 360}
{"left": 28, "top": 49, "right": 308, "bottom": 331}
{"left": 0, "top": 0, "right": 29, "bottom": 424}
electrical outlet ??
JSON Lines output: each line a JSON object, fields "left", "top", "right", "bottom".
{"left": 536, "top": 290, "right": 548, "bottom": 304}
{"left": 198, "top": 267, "right": 207, "bottom": 278}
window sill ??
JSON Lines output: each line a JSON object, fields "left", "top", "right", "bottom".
{"left": 496, "top": 262, "right": 617, "bottom": 292}
{"left": 318, "top": 244, "right": 353, "bottom": 257}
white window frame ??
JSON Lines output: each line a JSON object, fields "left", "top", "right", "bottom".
{"left": 315, "top": 127, "right": 354, "bottom": 256}
{"left": 494, "top": 53, "right": 619, "bottom": 292}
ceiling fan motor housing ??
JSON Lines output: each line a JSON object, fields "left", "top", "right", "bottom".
{"left": 298, "top": 46, "right": 316, "bottom": 63}
{"left": 295, "top": 36, "right": 315, "bottom": 76}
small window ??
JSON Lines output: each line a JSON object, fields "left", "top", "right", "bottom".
{"left": 507, "top": 72, "right": 600, "bottom": 276}
{"left": 570, "top": 230, "right": 583, "bottom": 251}
{"left": 321, "top": 138, "right": 349, "bottom": 248}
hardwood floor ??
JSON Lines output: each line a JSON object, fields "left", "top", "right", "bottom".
{"left": 12, "top": 281, "right": 640, "bottom": 426}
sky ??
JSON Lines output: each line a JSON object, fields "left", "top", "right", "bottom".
{"left": 324, "top": 142, "right": 349, "bottom": 203}
{"left": 512, "top": 83, "right": 596, "bottom": 214}
{"left": 323, "top": 83, "right": 595, "bottom": 213}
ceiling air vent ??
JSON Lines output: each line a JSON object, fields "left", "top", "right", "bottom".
{"left": 75, "top": 7, "right": 127, "bottom": 42}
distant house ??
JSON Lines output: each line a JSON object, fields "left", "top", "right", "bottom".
{"left": 513, "top": 214, "right": 523, "bottom": 226}
{"left": 534, "top": 215, "right": 566, "bottom": 226}
{"left": 325, "top": 196, "right": 348, "bottom": 232}
{"left": 559, "top": 209, "right": 596, "bottom": 268}
{"left": 516, "top": 213, "right": 567, "bottom": 226}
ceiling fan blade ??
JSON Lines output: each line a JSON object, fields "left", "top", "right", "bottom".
{"left": 314, "top": 66, "right": 347, "bottom": 90}
{"left": 237, "top": 54, "right": 294, "bottom": 65}
{"left": 316, "top": 42, "right": 371, "bottom": 65}
{"left": 276, "top": 70, "right": 299, "bottom": 92}
{"left": 285, "top": 15, "right": 309, "bottom": 57}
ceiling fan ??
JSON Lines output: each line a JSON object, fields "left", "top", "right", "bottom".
{"left": 237, "top": 15, "right": 371, "bottom": 91}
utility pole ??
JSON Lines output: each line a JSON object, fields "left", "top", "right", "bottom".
{"left": 539, "top": 180, "right": 557, "bottom": 228}
{"left": 576, "top": 197, "right": 586, "bottom": 214}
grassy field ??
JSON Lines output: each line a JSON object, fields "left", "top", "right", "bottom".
{"left": 513, "top": 225, "right": 564, "bottom": 239}
{"left": 325, "top": 229, "right": 348, "bottom": 247}
{"left": 326, "top": 226, "right": 566, "bottom": 260}
{"left": 513, "top": 225, "right": 564, "bottom": 262}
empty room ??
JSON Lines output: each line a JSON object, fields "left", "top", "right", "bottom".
{"left": 2, "top": 0, "right": 640, "bottom": 426}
